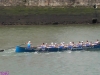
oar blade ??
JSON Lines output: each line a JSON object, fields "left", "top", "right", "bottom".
{"left": 0, "top": 50, "right": 4, "bottom": 52}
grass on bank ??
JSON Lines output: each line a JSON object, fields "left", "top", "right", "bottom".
{"left": 0, "top": 6, "right": 99, "bottom": 15}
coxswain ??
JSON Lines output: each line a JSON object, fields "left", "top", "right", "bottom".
{"left": 27, "top": 41, "right": 32, "bottom": 48}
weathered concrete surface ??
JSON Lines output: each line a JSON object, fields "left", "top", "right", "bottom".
{"left": 0, "top": 14, "right": 99, "bottom": 25}
{"left": 0, "top": 0, "right": 100, "bottom": 6}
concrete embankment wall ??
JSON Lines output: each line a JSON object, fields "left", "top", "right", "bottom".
{"left": 0, "top": 0, "right": 100, "bottom": 6}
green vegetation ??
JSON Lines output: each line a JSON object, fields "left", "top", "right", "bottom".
{"left": 0, "top": 6, "right": 99, "bottom": 15}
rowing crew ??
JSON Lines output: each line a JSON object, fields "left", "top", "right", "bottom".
{"left": 26, "top": 39, "right": 100, "bottom": 48}
{"left": 40, "top": 42, "right": 65, "bottom": 48}
{"left": 39, "top": 40, "right": 100, "bottom": 48}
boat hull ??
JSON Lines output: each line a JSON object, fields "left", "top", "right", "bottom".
{"left": 16, "top": 46, "right": 36, "bottom": 52}
{"left": 15, "top": 46, "right": 67, "bottom": 53}
{"left": 15, "top": 44, "right": 100, "bottom": 52}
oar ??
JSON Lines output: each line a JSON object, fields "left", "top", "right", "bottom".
{"left": 0, "top": 43, "right": 25, "bottom": 52}
{"left": 0, "top": 50, "right": 4, "bottom": 52}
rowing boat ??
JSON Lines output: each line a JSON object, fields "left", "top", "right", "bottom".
{"left": 15, "top": 46, "right": 67, "bottom": 52}
{"left": 15, "top": 44, "right": 100, "bottom": 52}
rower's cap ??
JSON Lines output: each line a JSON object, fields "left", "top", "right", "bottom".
{"left": 28, "top": 41, "right": 31, "bottom": 42}
{"left": 81, "top": 41, "right": 83, "bottom": 42}
{"left": 63, "top": 42, "right": 65, "bottom": 43}
{"left": 51, "top": 42, "right": 53, "bottom": 44}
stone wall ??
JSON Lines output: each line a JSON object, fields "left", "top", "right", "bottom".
{"left": 0, "top": 14, "right": 99, "bottom": 25}
{"left": 0, "top": 0, "right": 100, "bottom": 6}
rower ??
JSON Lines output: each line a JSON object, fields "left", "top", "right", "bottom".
{"left": 85, "top": 40, "right": 90, "bottom": 47}
{"left": 68, "top": 42, "right": 73, "bottom": 49}
{"left": 27, "top": 41, "right": 32, "bottom": 48}
{"left": 77, "top": 41, "right": 82, "bottom": 47}
{"left": 50, "top": 42, "right": 55, "bottom": 48}
{"left": 81, "top": 41, "right": 84, "bottom": 46}
{"left": 45, "top": 43, "right": 48, "bottom": 47}
{"left": 59, "top": 42, "right": 64, "bottom": 48}
{"left": 41, "top": 43, "right": 46, "bottom": 48}
{"left": 95, "top": 39, "right": 100, "bottom": 45}
{"left": 40, "top": 43, "right": 46, "bottom": 51}
{"left": 62, "top": 42, "right": 65, "bottom": 47}
{"left": 55, "top": 43, "right": 58, "bottom": 48}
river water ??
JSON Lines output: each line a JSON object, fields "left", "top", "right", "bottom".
{"left": 0, "top": 24, "right": 100, "bottom": 75}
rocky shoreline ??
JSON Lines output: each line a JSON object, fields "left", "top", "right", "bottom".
{"left": 0, "top": 14, "right": 99, "bottom": 25}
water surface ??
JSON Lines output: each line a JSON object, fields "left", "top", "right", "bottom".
{"left": 0, "top": 24, "right": 100, "bottom": 75}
